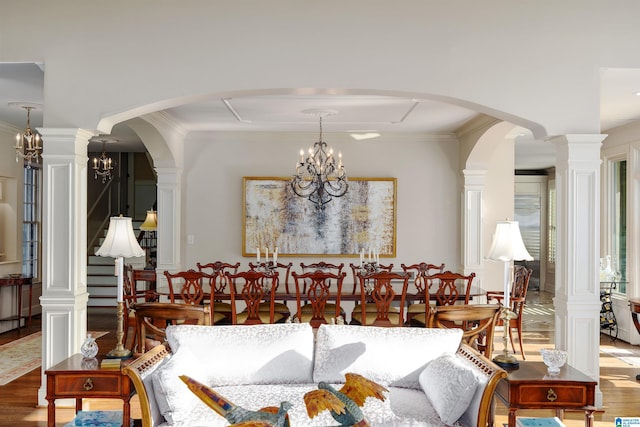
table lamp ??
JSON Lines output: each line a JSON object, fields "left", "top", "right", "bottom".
{"left": 95, "top": 215, "right": 145, "bottom": 358}
{"left": 487, "top": 219, "right": 533, "bottom": 369}
{"left": 139, "top": 209, "right": 158, "bottom": 268}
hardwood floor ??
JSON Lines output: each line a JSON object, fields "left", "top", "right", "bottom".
{"left": 0, "top": 297, "right": 638, "bottom": 426}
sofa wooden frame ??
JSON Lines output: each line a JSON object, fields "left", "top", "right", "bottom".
{"left": 123, "top": 341, "right": 507, "bottom": 427}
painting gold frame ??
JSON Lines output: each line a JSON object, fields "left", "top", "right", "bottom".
{"left": 243, "top": 177, "right": 397, "bottom": 257}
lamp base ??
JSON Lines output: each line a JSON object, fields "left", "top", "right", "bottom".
{"left": 106, "top": 347, "right": 132, "bottom": 359}
{"left": 493, "top": 353, "right": 520, "bottom": 370}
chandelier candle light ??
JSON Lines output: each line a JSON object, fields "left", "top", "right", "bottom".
{"left": 95, "top": 215, "right": 145, "bottom": 359}
{"left": 487, "top": 219, "right": 533, "bottom": 369}
{"left": 92, "top": 139, "right": 115, "bottom": 183}
{"left": 10, "top": 103, "right": 43, "bottom": 167}
{"left": 291, "top": 110, "right": 348, "bottom": 210}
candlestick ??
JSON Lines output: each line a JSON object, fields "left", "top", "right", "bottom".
{"left": 256, "top": 247, "right": 260, "bottom": 262}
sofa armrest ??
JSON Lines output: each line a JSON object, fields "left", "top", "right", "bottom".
{"left": 456, "top": 343, "right": 507, "bottom": 427}
{"left": 122, "top": 344, "right": 172, "bottom": 427}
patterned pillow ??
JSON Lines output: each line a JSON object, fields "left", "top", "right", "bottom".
{"left": 313, "top": 325, "right": 462, "bottom": 388}
{"left": 152, "top": 347, "right": 205, "bottom": 424}
{"left": 418, "top": 353, "right": 479, "bottom": 425}
{"left": 166, "top": 323, "right": 315, "bottom": 385}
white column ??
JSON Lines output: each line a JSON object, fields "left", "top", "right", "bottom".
{"left": 551, "top": 133, "right": 606, "bottom": 407}
{"left": 155, "top": 167, "right": 182, "bottom": 295}
{"left": 462, "top": 169, "right": 486, "bottom": 290}
{"left": 37, "top": 128, "right": 93, "bottom": 406}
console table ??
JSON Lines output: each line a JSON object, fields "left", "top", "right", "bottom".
{"left": 0, "top": 275, "right": 33, "bottom": 328}
{"left": 45, "top": 354, "right": 132, "bottom": 427}
{"left": 494, "top": 361, "right": 597, "bottom": 427}
{"left": 629, "top": 299, "right": 640, "bottom": 381}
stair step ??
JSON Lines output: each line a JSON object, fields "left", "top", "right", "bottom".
{"left": 87, "top": 297, "right": 117, "bottom": 307}
{"left": 88, "top": 275, "right": 117, "bottom": 285}
{"left": 88, "top": 256, "right": 115, "bottom": 265}
{"left": 87, "top": 219, "right": 148, "bottom": 306}
{"left": 88, "top": 265, "right": 117, "bottom": 276}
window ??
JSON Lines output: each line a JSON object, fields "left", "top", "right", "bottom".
{"left": 22, "top": 165, "right": 41, "bottom": 280}
{"left": 612, "top": 160, "right": 627, "bottom": 293}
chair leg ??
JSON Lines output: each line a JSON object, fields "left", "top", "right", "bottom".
{"left": 508, "top": 322, "right": 517, "bottom": 355}
{"left": 516, "top": 317, "right": 526, "bottom": 360}
{"left": 123, "top": 314, "right": 129, "bottom": 349}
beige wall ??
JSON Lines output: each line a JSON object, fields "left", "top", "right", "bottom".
{"left": 180, "top": 131, "right": 468, "bottom": 281}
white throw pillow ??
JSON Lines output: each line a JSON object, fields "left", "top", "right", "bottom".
{"left": 166, "top": 323, "right": 315, "bottom": 385}
{"left": 418, "top": 353, "right": 479, "bottom": 425}
{"left": 151, "top": 347, "right": 204, "bottom": 424}
{"left": 313, "top": 325, "right": 462, "bottom": 388}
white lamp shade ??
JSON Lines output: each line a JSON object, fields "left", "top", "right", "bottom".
{"left": 95, "top": 216, "right": 145, "bottom": 258}
{"left": 487, "top": 220, "right": 534, "bottom": 262}
{"left": 139, "top": 210, "right": 157, "bottom": 231}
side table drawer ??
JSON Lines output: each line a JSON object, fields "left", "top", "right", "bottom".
{"left": 53, "top": 374, "right": 122, "bottom": 397}
{"left": 519, "top": 384, "right": 590, "bottom": 406}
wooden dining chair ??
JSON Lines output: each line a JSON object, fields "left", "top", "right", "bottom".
{"left": 123, "top": 265, "right": 152, "bottom": 351}
{"left": 131, "top": 302, "right": 220, "bottom": 355}
{"left": 248, "top": 261, "right": 293, "bottom": 317}
{"left": 429, "top": 271, "right": 476, "bottom": 306}
{"left": 486, "top": 265, "right": 533, "bottom": 359}
{"left": 292, "top": 270, "right": 346, "bottom": 327}
{"left": 300, "top": 261, "right": 344, "bottom": 274}
{"left": 225, "top": 270, "right": 284, "bottom": 325}
{"left": 196, "top": 261, "right": 240, "bottom": 322}
{"left": 163, "top": 269, "right": 207, "bottom": 305}
{"left": 351, "top": 271, "right": 409, "bottom": 327}
{"left": 401, "top": 262, "right": 445, "bottom": 325}
{"left": 427, "top": 304, "right": 501, "bottom": 358}
{"left": 196, "top": 261, "right": 240, "bottom": 275}
{"left": 348, "top": 262, "right": 393, "bottom": 295}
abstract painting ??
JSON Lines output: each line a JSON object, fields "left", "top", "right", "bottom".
{"left": 243, "top": 177, "right": 396, "bottom": 256}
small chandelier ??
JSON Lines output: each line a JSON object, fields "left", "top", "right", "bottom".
{"left": 11, "top": 103, "right": 43, "bottom": 168}
{"left": 291, "top": 110, "right": 348, "bottom": 210}
{"left": 92, "top": 139, "right": 115, "bottom": 183}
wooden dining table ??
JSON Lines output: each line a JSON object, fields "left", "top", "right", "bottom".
{"left": 157, "top": 283, "right": 487, "bottom": 307}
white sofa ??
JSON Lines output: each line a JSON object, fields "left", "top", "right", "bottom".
{"left": 124, "top": 323, "right": 506, "bottom": 427}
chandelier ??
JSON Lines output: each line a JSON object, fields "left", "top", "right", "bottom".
{"left": 11, "top": 103, "right": 43, "bottom": 168}
{"left": 291, "top": 110, "right": 348, "bottom": 210}
{"left": 92, "top": 139, "right": 115, "bottom": 183}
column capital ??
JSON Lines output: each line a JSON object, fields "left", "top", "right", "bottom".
{"left": 37, "top": 127, "right": 94, "bottom": 158}
{"left": 548, "top": 134, "right": 607, "bottom": 167}
{"left": 462, "top": 169, "right": 487, "bottom": 187}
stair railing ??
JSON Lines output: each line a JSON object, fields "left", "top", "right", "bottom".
{"left": 87, "top": 176, "right": 117, "bottom": 253}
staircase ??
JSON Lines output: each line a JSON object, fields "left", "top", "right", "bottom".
{"left": 86, "top": 219, "right": 145, "bottom": 307}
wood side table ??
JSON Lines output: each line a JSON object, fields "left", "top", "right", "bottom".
{"left": 629, "top": 299, "right": 640, "bottom": 380}
{"left": 494, "top": 361, "right": 597, "bottom": 427}
{"left": 0, "top": 276, "right": 33, "bottom": 328}
{"left": 45, "top": 354, "right": 132, "bottom": 427}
